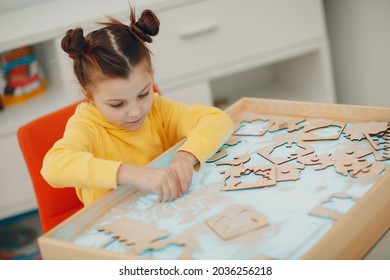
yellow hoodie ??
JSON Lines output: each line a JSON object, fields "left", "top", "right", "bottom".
{"left": 41, "top": 94, "right": 233, "bottom": 206}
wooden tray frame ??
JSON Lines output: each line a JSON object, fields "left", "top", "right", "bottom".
{"left": 39, "top": 98, "right": 390, "bottom": 259}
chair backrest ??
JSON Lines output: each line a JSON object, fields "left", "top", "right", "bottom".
{"left": 17, "top": 102, "right": 83, "bottom": 233}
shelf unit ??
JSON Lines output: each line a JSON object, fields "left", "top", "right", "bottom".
{"left": 0, "top": 0, "right": 335, "bottom": 220}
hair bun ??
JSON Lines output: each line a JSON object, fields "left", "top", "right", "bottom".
{"left": 61, "top": 28, "right": 88, "bottom": 59}
{"left": 130, "top": 9, "right": 160, "bottom": 43}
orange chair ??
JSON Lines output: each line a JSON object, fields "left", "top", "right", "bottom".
{"left": 17, "top": 102, "right": 83, "bottom": 233}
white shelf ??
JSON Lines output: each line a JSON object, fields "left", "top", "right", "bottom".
{"left": 0, "top": 85, "right": 80, "bottom": 136}
{"left": 211, "top": 49, "right": 333, "bottom": 110}
{"left": 0, "top": 0, "right": 197, "bottom": 53}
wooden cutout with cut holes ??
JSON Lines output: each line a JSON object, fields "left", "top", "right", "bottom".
{"left": 138, "top": 238, "right": 187, "bottom": 255}
{"left": 354, "top": 161, "right": 387, "bottom": 185}
{"left": 224, "top": 135, "right": 242, "bottom": 146}
{"left": 216, "top": 154, "right": 251, "bottom": 167}
{"left": 258, "top": 117, "right": 305, "bottom": 136}
{"left": 309, "top": 205, "right": 342, "bottom": 221}
{"left": 308, "top": 193, "right": 359, "bottom": 221}
{"left": 343, "top": 121, "right": 389, "bottom": 141}
{"left": 297, "top": 153, "right": 334, "bottom": 171}
{"left": 373, "top": 147, "right": 390, "bottom": 161}
{"left": 234, "top": 116, "right": 305, "bottom": 136}
{"left": 276, "top": 163, "right": 304, "bottom": 182}
{"left": 205, "top": 205, "right": 269, "bottom": 240}
{"left": 364, "top": 126, "right": 390, "bottom": 151}
{"left": 257, "top": 140, "right": 314, "bottom": 165}
{"left": 220, "top": 164, "right": 276, "bottom": 191}
{"left": 97, "top": 218, "right": 186, "bottom": 255}
{"left": 299, "top": 121, "right": 346, "bottom": 141}
{"left": 206, "top": 147, "right": 228, "bottom": 163}
{"left": 332, "top": 147, "right": 373, "bottom": 177}
{"left": 233, "top": 112, "right": 266, "bottom": 133}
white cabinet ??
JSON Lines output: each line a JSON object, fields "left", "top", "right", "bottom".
{"left": 0, "top": 0, "right": 335, "bottom": 219}
{"left": 153, "top": 0, "right": 335, "bottom": 107}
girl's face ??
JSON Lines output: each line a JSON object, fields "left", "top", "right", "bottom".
{"left": 90, "top": 62, "right": 154, "bottom": 131}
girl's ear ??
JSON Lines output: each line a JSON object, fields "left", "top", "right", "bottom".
{"left": 81, "top": 87, "right": 93, "bottom": 102}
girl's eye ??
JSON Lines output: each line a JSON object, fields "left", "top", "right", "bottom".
{"left": 110, "top": 102, "right": 123, "bottom": 108}
{"left": 139, "top": 91, "right": 149, "bottom": 98}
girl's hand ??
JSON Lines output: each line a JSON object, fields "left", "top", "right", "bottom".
{"left": 117, "top": 151, "right": 197, "bottom": 202}
{"left": 168, "top": 151, "right": 198, "bottom": 197}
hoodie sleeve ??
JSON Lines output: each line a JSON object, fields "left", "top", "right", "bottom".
{"left": 156, "top": 96, "right": 234, "bottom": 165}
{"left": 41, "top": 121, "right": 121, "bottom": 190}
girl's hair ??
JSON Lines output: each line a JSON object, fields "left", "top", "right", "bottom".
{"left": 61, "top": 8, "right": 159, "bottom": 93}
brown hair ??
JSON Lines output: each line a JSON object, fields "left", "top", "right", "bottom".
{"left": 61, "top": 7, "right": 159, "bottom": 93}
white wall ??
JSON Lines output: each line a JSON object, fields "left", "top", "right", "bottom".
{"left": 324, "top": 0, "right": 390, "bottom": 107}
{"left": 0, "top": 0, "right": 56, "bottom": 13}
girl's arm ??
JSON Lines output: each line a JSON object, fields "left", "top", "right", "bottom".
{"left": 41, "top": 122, "right": 121, "bottom": 190}
{"left": 117, "top": 150, "right": 197, "bottom": 202}
{"left": 158, "top": 96, "right": 234, "bottom": 165}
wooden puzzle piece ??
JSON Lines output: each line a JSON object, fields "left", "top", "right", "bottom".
{"left": 224, "top": 135, "right": 242, "bottom": 146}
{"left": 276, "top": 163, "right": 304, "bottom": 182}
{"left": 372, "top": 147, "right": 390, "bottom": 161}
{"left": 309, "top": 205, "right": 342, "bottom": 221}
{"left": 234, "top": 116, "right": 305, "bottom": 136}
{"left": 220, "top": 164, "right": 276, "bottom": 191}
{"left": 97, "top": 218, "right": 186, "bottom": 255}
{"left": 205, "top": 205, "right": 269, "bottom": 240}
{"left": 343, "top": 121, "right": 389, "bottom": 141}
{"left": 220, "top": 164, "right": 246, "bottom": 188}
{"left": 297, "top": 153, "right": 334, "bottom": 171}
{"left": 354, "top": 161, "right": 387, "bottom": 183}
{"left": 332, "top": 147, "right": 373, "bottom": 177}
{"left": 309, "top": 193, "right": 359, "bottom": 221}
{"left": 233, "top": 112, "right": 266, "bottom": 133}
{"left": 364, "top": 126, "right": 390, "bottom": 151}
{"left": 206, "top": 147, "right": 228, "bottom": 163}
{"left": 299, "top": 120, "right": 346, "bottom": 141}
{"left": 216, "top": 154, "right": 251, "bottom": 166}
{"left": 258, "top": 117, "right": 305, "bottom": 136}
{"left": 257, "top": 140, "right": 314, "bottom": 165}
{"left": 137, "top": 238, "right": 186, "bottom": 255}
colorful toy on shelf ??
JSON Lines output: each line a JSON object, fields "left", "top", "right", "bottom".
{"left": 0, "top": 46, "right": 46, "bottom": 107}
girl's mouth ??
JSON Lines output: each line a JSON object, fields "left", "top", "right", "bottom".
{"left": 126, "top": 116, "right": 143, "bottom": 125}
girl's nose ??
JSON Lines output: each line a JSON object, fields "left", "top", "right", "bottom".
{"left": 127, "top": 102, "right": 141, "bottom": 118}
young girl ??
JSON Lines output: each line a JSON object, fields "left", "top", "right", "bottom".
{"left": 41, "top": 8, "right": 233, "bottom": 206}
